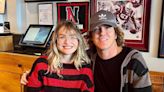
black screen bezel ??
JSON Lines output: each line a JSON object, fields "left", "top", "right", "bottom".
{"left": 19, "top": 24, "right": 54, "bottom": 48}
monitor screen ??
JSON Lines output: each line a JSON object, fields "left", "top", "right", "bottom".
{"left": 19, "top": 24, "right": 54, "bottom": 48}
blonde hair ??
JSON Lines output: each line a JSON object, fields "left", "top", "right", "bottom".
{"left": 46, "top": 21, "right": 90, "bottom": 76}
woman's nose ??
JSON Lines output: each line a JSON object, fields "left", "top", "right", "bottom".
{"left": 64, "top": 37, "right": 71, "bottom": 43}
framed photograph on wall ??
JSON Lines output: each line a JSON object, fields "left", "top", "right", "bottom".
{"left": 92, "top": 0, "right": 151, "bottom": 51}
{"left": 158, "top": 1, "right": 164, "bottom": 58}
{"left": 0, "top": 0, "right": 5, "bottom": 14}
{"left": 56, "top": 2, "right": 89, "bottom": 33}
{"left": 38, "top": 3, "right": 53, "bottom": 25}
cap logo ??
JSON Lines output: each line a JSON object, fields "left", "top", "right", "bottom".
{"left": 98, "top": 13, "right": 107, "bottom": 20}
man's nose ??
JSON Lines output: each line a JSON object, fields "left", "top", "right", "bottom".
{"left": 99, "top": 27, "right": 107, "bottom": 35}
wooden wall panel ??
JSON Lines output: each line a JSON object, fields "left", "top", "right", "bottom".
{"left": 150, "top": 71, "right": 164, "bottom": 92}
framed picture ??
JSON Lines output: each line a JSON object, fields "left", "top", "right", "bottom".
{"left": 0, "top": 0, "right": 5, "bottom": 14}
{"left": 38, "top": 3, "right": 53, "bottom": 25}
{"left": 57, "top": 2, "right": 89, "bottom": 33}
{"left": 92, "top": 0, "right": 151, "bottom": 51}
{"left": 158, "top": 1, "right": 164, "bottom": 58}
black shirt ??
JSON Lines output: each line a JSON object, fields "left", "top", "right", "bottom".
{"left": 94, "top": 47, "right": 131, "bottom": 92}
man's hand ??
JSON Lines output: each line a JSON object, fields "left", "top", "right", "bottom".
{"left": 20, "top": 71, "right": 30, "bottom": 85}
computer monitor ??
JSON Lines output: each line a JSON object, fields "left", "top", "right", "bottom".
{"left": 19, "top": 24, "right": 54, "bottom": 48}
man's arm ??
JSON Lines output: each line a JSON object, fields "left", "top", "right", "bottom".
{"left": 130, "top": 52, "right": 152, "bottom": 92}
{"left": 20, "top": 70, "right": 30, "bottom": 85}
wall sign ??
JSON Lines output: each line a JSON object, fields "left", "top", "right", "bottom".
{"left": 0, "top": 0, "right": 5, "bottom": 14}
{"left": 57, "top": 2, "right": 89, "bottom": 33}
{"left": 38, "top": 3, "right": 53, "bottom": 25}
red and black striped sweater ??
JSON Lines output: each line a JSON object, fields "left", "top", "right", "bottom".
{"left": 26, "top": 57, "right": 94, "bottom": 92}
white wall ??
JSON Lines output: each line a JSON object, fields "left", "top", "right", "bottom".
{"left": 2, "top": 0, "right": 164, "bottom": 71}
{"left": 142, "top": 0, "right": 164, "bottom": 72}
{"left": 25, "top": 0, "right": 89, "bottom": 32}
{"left": 5, "top": 0, "right": 18, "bottom": 33}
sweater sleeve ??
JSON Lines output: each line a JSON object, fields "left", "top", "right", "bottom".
{"left": 81, "top": 64, "right": 94, "bottom": 92}
{"left": 26, "top": 58, "right": 48, "bottom": 92}
{"left": 129, "top": 52, "right": 152, "bottom": 92}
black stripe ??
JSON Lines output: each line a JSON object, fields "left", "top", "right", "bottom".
{"left": 29, "top": 58, "right": 93, "bottom": 87}
{"left": 82, "top": 63, "right": 92, "bottom": 69}
{"left": 25, "top": 86, "right": 42, "bottom": 92}
{"left": 123, "top": 83, "right": 152, "bottom": 92}
{"left": 25, "top": 86, "right": 81, "bottom": 92}
{"left": 28, "top": 58, "right": 48, "bottom": 82}
{"left": 31, "top": 58, "right": 91, "bottom": 70}
{"left": 29, "top": 57, "right": 48, "bottom": 76}
{"left": 62, "top": 63, "right": 91, "bottom": 69}
{"left": 133, "top": 86, "right": 152, "bottom": 92}
{"left": 123, "top": 66, "right": 128, "bottom": 75}
{"left": 83, "top": 90, "right": 90, "bottom": 92}
{"left": 127, "top": 59, "right": 148, "bottom": 76}
{"left": 39, "top": 70, "right": 93, "bottom": 88}
{"left": 44, "top": 86, "right": 81, "bottom": 92}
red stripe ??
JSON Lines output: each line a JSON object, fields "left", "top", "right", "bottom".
{"left": 81, "top": 80, "right": 94, "bottom": 92}
{"left": 60, "top": 68, "right": 92, "bottom": 75}
{"left": 27, "top": 62, "right": 47, "bottom": 87}
{"left": 43, "top": 77, "right": 83, "bottom": 89}
{"left": 36, "top": 62, "right": 93, "bottom": 80}
{"left": 36, "top": 63, "right": 93, "bottom": 84}
{"left": 36, "top": 62, "right": 48, "bottom": 70}
{"left": 39, "top": 55, "right": 47, "bottom": 59}
{"left": 60, "top": 68, "right": 93, "bottom": 81}
{"left": 28, "top": 61, "right": 94, "bottom": 90}
{"left": 27, "top": 73, "right": 42, "bottom": 87}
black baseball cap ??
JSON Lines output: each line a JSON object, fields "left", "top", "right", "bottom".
{"left": 90, "top": 10, "right": 117, "bottom": 32}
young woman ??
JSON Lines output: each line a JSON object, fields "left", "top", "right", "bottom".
{"left": 25, "top": 21, "right": 94, "bottom": 92}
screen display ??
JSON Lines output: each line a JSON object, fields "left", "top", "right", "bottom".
{"left": 19, "top": 24, "right": 54, "bottom": 48}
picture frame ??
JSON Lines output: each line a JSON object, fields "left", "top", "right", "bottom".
{"left": 38, "top": 3, "right": 53, "bottom": 25}
{"left": 56, "top": 2, "right": 89, "bottom": 33}
{"left": 0, "top": 0, "right": 6, "bottom": 14}
{"left": 92, "top": 0, "right": 151, "bottom": 51}
{"left": 158, "top": 1, "right": 164, "bottom": 58}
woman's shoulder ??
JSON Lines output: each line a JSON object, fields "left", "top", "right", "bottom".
{"left": 33, "top": 55, "right": 48, "bottom": 66}
{"left": 29, "top": 55, "right": 48, "bottom": 76}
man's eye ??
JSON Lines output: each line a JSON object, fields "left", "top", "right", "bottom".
{"left": 103, "top": 25, "right": 112, "bottom": 29}
{"left": 93, "top": 28, "right": 100, "bottom": 33}
{"left": 105, "top": 26, "right": 111, "bottom": 29}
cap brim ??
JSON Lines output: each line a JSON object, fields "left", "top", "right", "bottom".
{"left": 90, "top": 21, "right": 117, "bottom": 32}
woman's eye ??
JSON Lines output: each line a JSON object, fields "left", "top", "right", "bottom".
{"left": 71, "top": 36, "right": 77, "bottom": 39}
{"left": 58, "top": 36, "right": 65, "bottom": 39}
